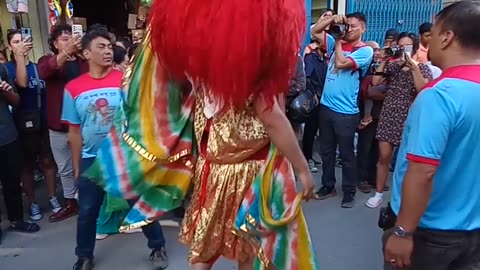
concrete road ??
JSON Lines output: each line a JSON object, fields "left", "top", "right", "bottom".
{"left": 0, "top": 168, "right": 389, "bottom": 270}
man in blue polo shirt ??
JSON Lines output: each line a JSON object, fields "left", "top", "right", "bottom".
{"left": 311, "top": 12, "right": 373, "bottom": 208}
{"left": 383, "top": 2, "right": 480, "bottom": 269}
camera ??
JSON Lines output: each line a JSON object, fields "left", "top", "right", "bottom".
{"left": 383, "top": 46, "right": 403, "bottom": 57}
{"left": 330, "top": 24, "right": 349, "bottom": 39}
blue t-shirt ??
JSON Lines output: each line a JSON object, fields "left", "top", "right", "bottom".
{"left": 61, "top": 70, "right": 123, "bottom": 159}
{"left": 391, "top": 65, "right": 480, "bottom": 231}
{"left": 5, "top": 61, "right": 47, "bottom": 118}
{"left": 320, "top": 34, "right": 373, "bottom": 114}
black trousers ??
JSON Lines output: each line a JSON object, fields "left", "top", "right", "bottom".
{"left": 318, "top": 105, "right": 359, "bottom": 194}
{"left": 383, "top": 228, "right": 480, "bottom": 270}
{"left": 356, "top": 119, "right": 379, "bottom": 186}
{"left": 0, "top": 139, "right": 24, "bottom": 223}
{"left": 302, "top": 105, "right": 320, "bottom": 160}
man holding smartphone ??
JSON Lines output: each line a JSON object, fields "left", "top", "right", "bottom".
{"left": 311, "top": 13, "right": 373, "bottom": 208}
{"left": 39, "top": 24, "right": 87, "bottom": 223}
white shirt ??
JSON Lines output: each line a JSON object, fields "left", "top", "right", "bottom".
{"left": 426, "top": 61, "right": 442, "bottom": 80}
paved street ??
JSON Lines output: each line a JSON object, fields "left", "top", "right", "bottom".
{"left": 0, "top": 168, "right": 389, "bottom": 270}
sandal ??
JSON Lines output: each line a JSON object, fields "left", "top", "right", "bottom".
{"left": 10, "top": 220, "right": 40, "bottom": 233}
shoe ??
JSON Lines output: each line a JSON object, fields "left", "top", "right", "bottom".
{"left": 49, "top": 199, "right": 78, "bottom": 223}
{"left": 308, "top": 159, "right": 318, "bottom": 173}
{"left": 341, "top": 193, "right": 355, "bottom": 208}
{"left": 150, "top": 247, "right": 168, "bottom": 270}
{"left": 30, "top": 203, "right": 43, "bottom": 221}
{"left": 312, "top": 153, "right": 322, "bottom": 165}
{"left": 49, "top": 196, "right": 62, "bottom": 213}
{"left": 95, "top": 234, "right": 109, "bottom": 240}
{"left": 122, "top": 228, "right": 142, "bottom": 234}
{"left": 10, "top": 220, "right": 40, "bottom": 233}
{"left": 357, "top": 181, "right": 371, "bottom": 193}
{"left": 366, "top": 193, "right": 384, "bottom": 208}
{"left": 314, "top": 186, "right": 337, "bottom": 200}
{"left": 73, "top": 257, "right": 94, "bottom": 270}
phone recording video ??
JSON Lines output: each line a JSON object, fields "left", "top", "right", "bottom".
{"left": 72, "top": 24, "right": 83, "bottom": 37}
{"left": 21, "top": 27, "right": 32, "bottom": 42}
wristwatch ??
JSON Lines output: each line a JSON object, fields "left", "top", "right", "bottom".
{"left": 394, "top": 225, "right": 414, "bottom": 238}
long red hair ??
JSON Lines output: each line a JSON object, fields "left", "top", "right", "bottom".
{"left": 149, "top": 0, "right": 306, "bottom": 108}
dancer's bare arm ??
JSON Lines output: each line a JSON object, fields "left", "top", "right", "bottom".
{"left": 255, "top": 96, "right": 314, "bottom": 200}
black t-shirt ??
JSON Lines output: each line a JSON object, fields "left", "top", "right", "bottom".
{"left": 64, "top": 59, "right": 83, "bottom": 83}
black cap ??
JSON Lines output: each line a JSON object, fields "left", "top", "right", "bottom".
{"left": 384, "top": 28, "right": 399, "bottom": 40}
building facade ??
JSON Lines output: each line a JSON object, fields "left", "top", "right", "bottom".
{"left": 0, "top": 0, "right": 51, "bottom": 61}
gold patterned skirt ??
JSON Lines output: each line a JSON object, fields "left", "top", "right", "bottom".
{"left": 178, "top": 154, "right": 262, "bottom": 264}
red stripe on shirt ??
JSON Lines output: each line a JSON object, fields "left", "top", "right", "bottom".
{"left": 420, "top": 65, "right": 480, "bottom": 92}
{"left": 346, "top": 56, "right": 358, "bottom": 70}
{"left": 406, "top": 153, "right": 440, "bottom": 166}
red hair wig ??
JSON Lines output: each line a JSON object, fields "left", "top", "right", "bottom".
{"left": 149, "top": 0, "right": 306, "bottom": 108}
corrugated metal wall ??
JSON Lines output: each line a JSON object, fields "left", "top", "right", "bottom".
{"left": 347, "top": 0, "right": 443, "bottom": 44}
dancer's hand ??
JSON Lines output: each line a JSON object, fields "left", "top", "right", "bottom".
{"left": 297, "top": 170, "right": 315, "bottom": 201}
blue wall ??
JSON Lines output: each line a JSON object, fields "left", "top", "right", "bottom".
{"left": 347, "top": 0, "right": 443, "bottom": 44}
{"left": 305, "top": 0, "right": 312, "bottom": 48}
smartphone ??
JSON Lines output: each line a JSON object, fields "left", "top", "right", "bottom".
{"left": 72, "top": 24, "right": 83, "bottom": 37}
{"left": 21, "top": 27, "right": 32, "bottom": 42}
{"left": 404, "top": 45, "right": 413, "bottom": 58}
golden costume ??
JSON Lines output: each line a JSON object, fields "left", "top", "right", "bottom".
{"left": 179, "top": 87, "right": 270, "bottom": 263}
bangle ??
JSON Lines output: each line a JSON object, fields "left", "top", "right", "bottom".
{"left": 62, "top": 50, "right": 73, "bottom": 61}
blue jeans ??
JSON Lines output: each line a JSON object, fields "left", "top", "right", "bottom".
{"left": 75, "top": 158, "right": 166, "bottom": 259}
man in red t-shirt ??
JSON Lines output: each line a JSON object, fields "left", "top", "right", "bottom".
{"left": 38, "top": 24, "right": 88, "bottom": 222}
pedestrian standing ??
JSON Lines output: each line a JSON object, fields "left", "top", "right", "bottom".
{"left": 383, "top": 2, "right": 480, "bottom": 269}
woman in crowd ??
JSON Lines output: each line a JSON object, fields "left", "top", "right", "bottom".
{"left": 6, "top": 30, "right": 60, "bottom": 221}
{"left": 366, "top": 32, "right": 433, "bottom": 208}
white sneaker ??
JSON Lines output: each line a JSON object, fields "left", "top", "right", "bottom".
{"left": 366, "top": 195, "right": 383, "bottom": 208}
{"left": 123, "top": 228, "right": 142, "bottom": 234}
{"left": 49, "top": 196, "right": 62, "bottom": 213}
{"left": 308, "top": 159, "right": 318, "bottom": 173}
{"left": 96, "top": 234, "right": 109, "bottom": 240}
{"left": 30, "top": 203, "right": 43, "bottom": 221}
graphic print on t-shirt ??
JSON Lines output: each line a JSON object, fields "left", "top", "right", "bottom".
{"left": 85, "top": 96, "right": 116, "bottom": 128}
{"left": 61, "top": 70, "right": 124, "bottom": 158}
